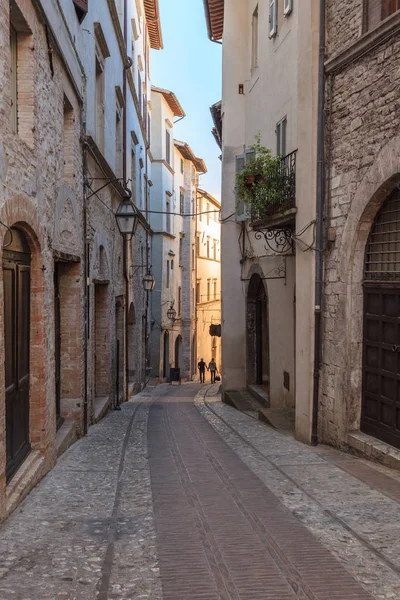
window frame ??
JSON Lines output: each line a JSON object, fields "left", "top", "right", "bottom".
{"left": 251, "top": 5, "right": 259, "bottom": 70}
{"left": 284, "top": 0, "right": 293, "bottom": 16}
{"left": 269, "top": 0, "right": 277, "bottom": 37}
{"left": 276, "top": 116, "right": 287, "bottom": 157}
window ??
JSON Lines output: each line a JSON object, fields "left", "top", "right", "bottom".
{"left": 365, "top": 0, "right": 400, "bottom": 30}
{"left": 207, "top": 203, "right": 210, "bottom": 225}
{"left": 276, "top": 117, "right": 287, "bottom": 157}
{"left": 251, "top": 5, "right": 259, "bottom": 70}
{"left": 180, "top": 190, "right": 184, "bottom": 215}
{"left": 73, "top": 0, "right": 88, "bottom": 22}
{"left": 63, "top": 95, "right": 74, "bottom": 183}
{"left": 214, "top": 279, "right": 218, "bottom": 299}
{"left": 196, "top": 280, "right": 201, "bottom": 304}
{"left": 180, "top": 158, "right": 184, "bottom": 173}
{"left": 192, "top": 244, "right": 195, "bottom": 267}
{"left": 138, "top": 71, "right": 142, "bottom": 113}
{"left": 130, "top": 147, "right": 136, "bottom": 201}
{"left": 95, "top": 54, "right": 105, "bottom": 151}
{"left": 171, "top": 259, "right": 174, "bottom": 270}
{"left": 207, "top": 279, "right": 211, "bottom": 302}
{"left": 269, "top": 0, "right": 277, "bottom": 37}
{"left": 196, "top": 234, "right": 200, "bottom": 256}
{"left": 115, "top": 108, "right": 123, "bottom": 178}
{"left": 166, "top": 129, "right": 171, "bottom": 164}
{"left": 166, "top": 198, "right": 171, "bottom": 233}
{"left": 147, "top": 114, "right": 151, "bottom": 143}
{"left": 206, "top": 237, "right": 210, "bottom": 258}
{"left": 166, "top": 261, "right": 170, "bottom": 288}
{"left": 178, "top": 287, "right": 182, "bottom": 316}
{"left": 213, "top": 239, "right": 217, "bottom": 260}
{"left": 179, "top": 237, "right": 183, "bottom": 266}
{"left": 284, "top": 0, "right": 293, "bottom": 15}
{"left": 10, "top": 25, "right": 17, "bottom": 133}
{"left": 199, "top": 198, "right": 203, "bottom": 222}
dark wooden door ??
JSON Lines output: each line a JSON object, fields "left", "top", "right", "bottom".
{"left": 54, "top": 264, "right": 64, "bottom": 430}
{"left": 4, "top": 257, "right": 31, "bottom": 482}
{"left": 361, "top": 286, "right": 400, "bottom": 448}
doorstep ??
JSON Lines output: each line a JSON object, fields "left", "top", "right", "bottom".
{"left": 247, "top": 384, "right": 269, "bottom": 408}
{"left": 6, "top": 450, "right": 46, "bottom": 519}
{"left": 94, "top": 396, "right": 111, "bottom": 423}
{"left": 56, "top": 418, "right": 77, "bottom": 458}
{"left": 347, "top": 430, "right": 400, "bottom": 471}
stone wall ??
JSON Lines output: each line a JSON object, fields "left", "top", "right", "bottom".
{"left": 320, "top": 4, "right": 400, "bottom": 445}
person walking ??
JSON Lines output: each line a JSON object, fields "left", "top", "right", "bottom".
{"left": 208, "top": 358, "right": 218, "bottom": 384}
{"left": 198, "top": 358, "right": 206, "bottom": 383}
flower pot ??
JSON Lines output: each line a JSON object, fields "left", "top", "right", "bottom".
{"left": 246, "top": 174, "right": 255, "bottom": 184}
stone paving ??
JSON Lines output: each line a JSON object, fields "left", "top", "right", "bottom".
{"left": 0, "top": 383, "right": 400, "bottom": 598}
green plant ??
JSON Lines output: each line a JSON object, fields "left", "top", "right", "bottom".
{"left": 236, "top": 134, "right": 288, "bottom": 217}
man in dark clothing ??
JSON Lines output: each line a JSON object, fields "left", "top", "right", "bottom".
{"left": 198, "top": 358, "right": 206, "bottom": 383}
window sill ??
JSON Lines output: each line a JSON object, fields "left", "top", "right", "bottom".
{"left": 326, "top": 11, "right": 400, "bottom": 74}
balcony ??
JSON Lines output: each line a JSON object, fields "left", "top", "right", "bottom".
{"left": 250, "top": 150, "right": 297, "bottom": 229}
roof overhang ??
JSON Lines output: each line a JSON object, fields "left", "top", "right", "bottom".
{"left": 151, "top": 86, "right": 186, "bottom": 118}
{"left": 203, "top": 0, "right": 224, "bottom": 42}
{"left": 210, "top": 100, "right": 222, "bottom": 150}
{"left": 174, "top": 140, "right": 207, "bottom": 174}
{"left": 144, "top": 0, "right": 163, "bottom": 50}
{"left": 197, "top": 188, "right": 221, "bottom": 208}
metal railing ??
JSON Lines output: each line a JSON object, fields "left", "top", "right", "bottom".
{"left": 250, "top": 150, "right": 297, "bottom": 224}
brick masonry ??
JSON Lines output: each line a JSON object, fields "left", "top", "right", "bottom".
{"left": 320, "top": 3, "right": 400, "bottom": 446}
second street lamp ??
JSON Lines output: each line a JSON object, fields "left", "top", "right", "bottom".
{"left": 143, "top": 270, "right": 156, "bottom": 291}
{"left": 115, "top": 190, "right": 139, "bottom": 237}
{"left": 167, "top": 304, "right": 177, "bottom": 321}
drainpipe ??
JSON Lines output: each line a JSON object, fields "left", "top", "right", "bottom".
{"left": 123, "top": 0, "right": 129, "bottom": 403}
{"left": 312, "top": 0, "right": 326, "bottom": 446}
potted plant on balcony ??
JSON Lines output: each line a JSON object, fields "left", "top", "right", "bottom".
{"left": 236, "top": 135, "right": 290, "bottom": 220}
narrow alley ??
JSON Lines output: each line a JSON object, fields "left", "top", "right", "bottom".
{"left": 1, "top": 383, "right": 400, "bottom": 599}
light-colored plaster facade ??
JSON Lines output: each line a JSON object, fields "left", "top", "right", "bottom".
{"left": 196, "top": 191, "right": 221, "bottom": 373}
{"left": 206, "top": 0, "right": 320, "bottom": 443}
{"left": 149, "top": 88, "right": 206, "bottom": 381}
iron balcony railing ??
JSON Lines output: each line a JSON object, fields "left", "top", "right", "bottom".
{"left": 250, "top": 150, "right": 297, "bottom": 225}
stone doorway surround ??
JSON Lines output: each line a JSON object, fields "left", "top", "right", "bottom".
{"left": 320, "top": 137, "right": 400, "bottom": 453}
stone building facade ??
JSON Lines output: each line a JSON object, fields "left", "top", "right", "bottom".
{"left": 0, "top": 0, "right": 162, "bottom": 521}
{"left": 320, "top": 2, "right": 400, "bottom": 451}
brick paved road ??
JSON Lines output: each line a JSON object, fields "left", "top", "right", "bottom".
{"left": 1, "top": 382, "right": 400, "bottom": 599}
{"left": 149, "top": 384, "right": 372, "bottom": 600}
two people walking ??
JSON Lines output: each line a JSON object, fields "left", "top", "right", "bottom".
{"left": 198, "top": 358, "right": 219, "bottom": 384}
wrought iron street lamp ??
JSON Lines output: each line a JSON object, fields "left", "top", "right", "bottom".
{"left": 115, "top": 189, "right": 139, "bottom": 237}
{"left": 167, "top": 303, "right": 177, "bottom": 321}
{"left": 143, "top": 270, "right": 156, "bottom": 291}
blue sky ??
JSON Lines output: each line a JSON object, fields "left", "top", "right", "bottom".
{"left": 151, "top": 0, "right": 222, "bottom": 200}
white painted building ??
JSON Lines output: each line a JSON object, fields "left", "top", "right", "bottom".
{"left": 204, "top": 0, "right": 321, "bottom": 443}
{"left": 149, "top": 87, "right": 207, "bottom": 381}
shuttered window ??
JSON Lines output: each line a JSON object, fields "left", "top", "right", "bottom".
{"left": 365, "top": 0, "right": 400, "bottom": 30}
{"left": 166, "top": 129, "right": 171, "bottom": 164}
{"left": 269, "top": 0, "right": 277, "bottom": 37}
{"left": 73, "top": 0, "right": 88, "bottom": 23}
{"left": 284, "top": 0, "right": 292, "bottom": 15}
{"left": 251, "top": 6, "right": 259, "bottom": 69}
{"left": 277, "top": 117, "right": 287, "bottom": 157}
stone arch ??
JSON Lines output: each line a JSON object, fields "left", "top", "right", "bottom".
{"left": 53, "top": 185, "right": 81, "bottom": 256}
{"left": 246, "top": 269, "right": 269, "bottom": 388}
{"left": 330, "top": 136, "right": 400, "bottom": 437}
{"left": 0, "top": 214, "right": 48, "bottom": 487}
{"left": 163, "top": 331, "right": 170, "bottom": 380}
{"left": 91, "top": 234, "right": 111, "bottom": 283}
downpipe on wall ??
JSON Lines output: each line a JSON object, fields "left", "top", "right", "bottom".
{"left": 312, "top": 0, "right": 326, "bottom": 446}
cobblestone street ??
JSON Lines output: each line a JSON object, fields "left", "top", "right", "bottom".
{"left": 1, "top": 383, "right": 400, "bottom": 599}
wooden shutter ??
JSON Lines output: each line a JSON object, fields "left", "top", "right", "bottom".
{"left": 73, "top": 0, "right": 88, "bottom": 22}
{"left": 269, "top": 0, "right": 277, "bottom": 37}
{"left": 284, "top": 0, "right": 292, "bottom": 15}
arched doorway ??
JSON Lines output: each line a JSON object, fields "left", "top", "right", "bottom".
{"left": 175, "top": 335, "right": 183, "bottom": 369}
{"left": 128, "top": 302, "right": 136, "bottom": 386}
{"left": 362, "top": 189, "right": 400, "bottom": 448}
{"left": 3, "top": 227, "right": 31, "bottom": 481}
{"left": 115, "top": 298, "right": 124, "bottom": 405}
{"left": 247, "top": 274, "right": 269, "bottom": 388}
{"left": 163, "top": 331, "right": 170, "bottom": 379}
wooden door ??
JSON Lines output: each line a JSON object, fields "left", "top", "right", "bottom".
{"left": 54, "top": 264, "right": 64, "bottom": 430}
{"left": 362, "top": 286, "right": 400, "bottom": 447}
{"left": 4, "top": 249, "right": 31, "bottom": 482}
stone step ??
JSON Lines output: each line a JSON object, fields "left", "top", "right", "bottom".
{"left": 258, "top": 407, "right": 296, "bottom": 433}
{"left": 247, "top": 384, "right": 270, "bottom": 408}
{"left": 223, "top": 390, "right": 258, "bottom": 413}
